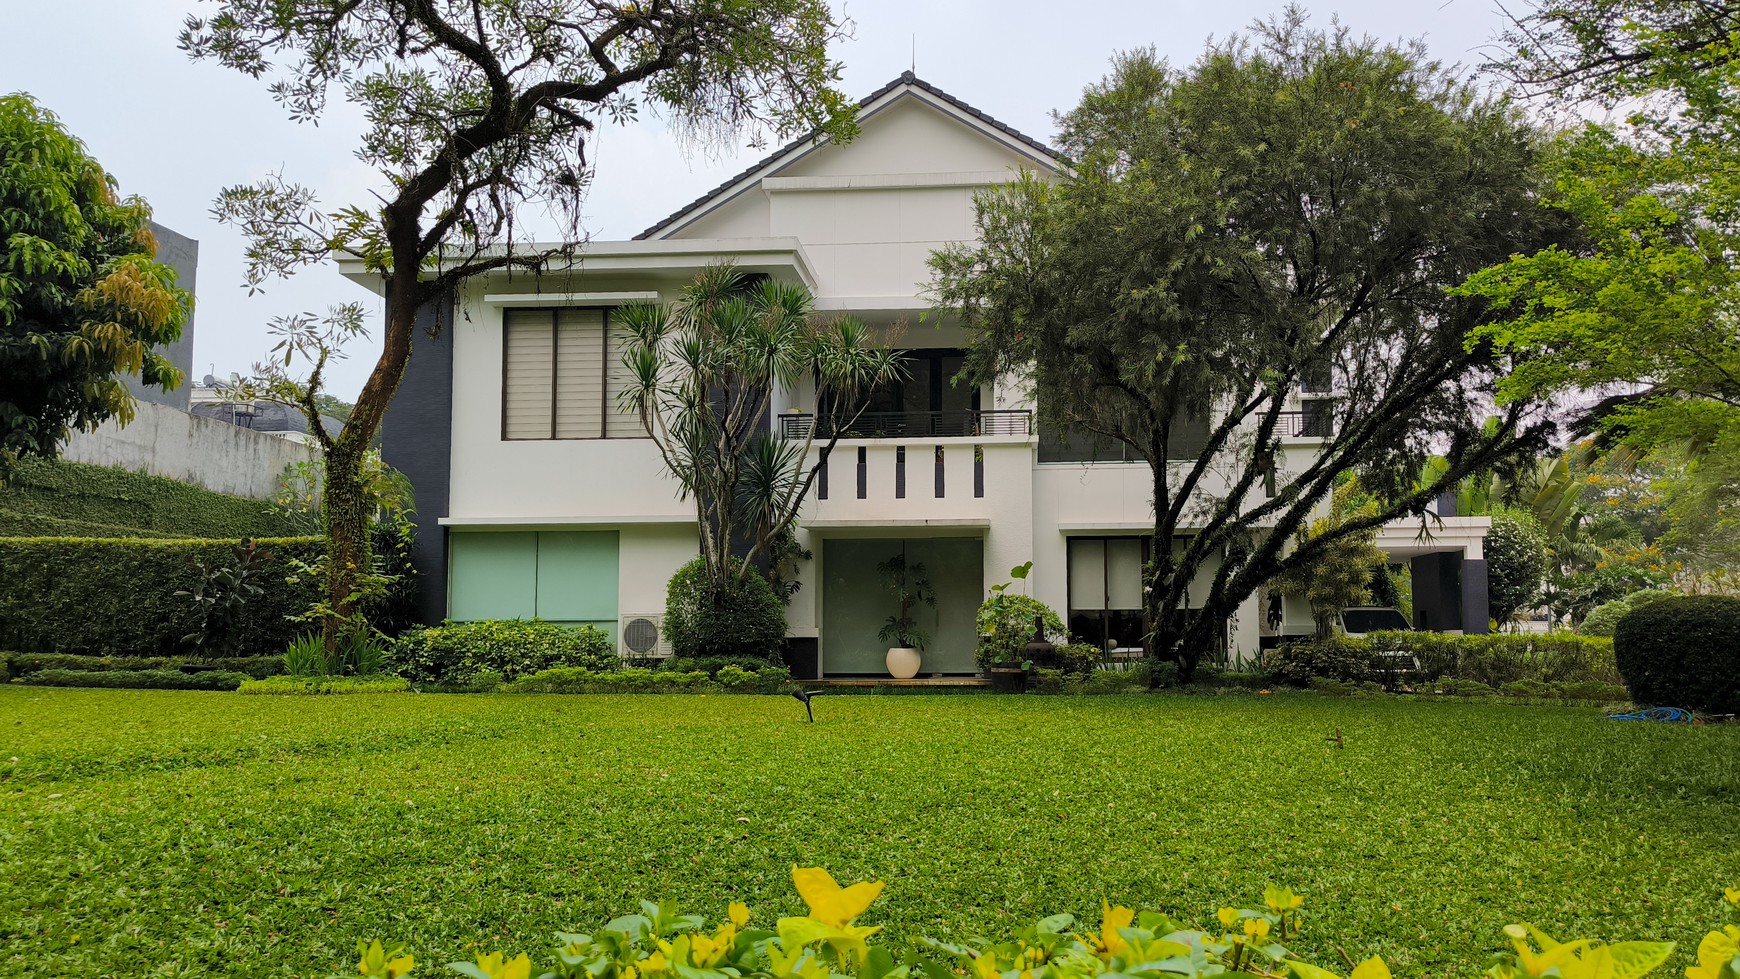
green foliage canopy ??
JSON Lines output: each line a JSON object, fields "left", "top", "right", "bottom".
{"left": 0, "top": 94, "right": 192, "bottom": 467}
{"left": 181, "top": 0, "right": 858, "bottom": 648}
{"left": 1471, "top": 3, "right": 1740, "bottom": 585}
{"left": 931, "top": 14, "right": 1559, "bottom": 674}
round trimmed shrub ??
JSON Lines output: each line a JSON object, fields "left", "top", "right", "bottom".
{"left": 1579, "top": 588, "right": 1677, "bottom": 638}
{"left": 1612, "top": 596, "right": 1740, "bottom": 713}
{"left": 664, "top": 558, "right": 787, "bottom": 662}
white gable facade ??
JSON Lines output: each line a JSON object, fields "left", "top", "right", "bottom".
{"left": 358, "top": 74, "right": 1493, "bottom": 679}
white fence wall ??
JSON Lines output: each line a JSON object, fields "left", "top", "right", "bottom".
{"left": 61, "top": 401, "right": 317, "bottom": 500}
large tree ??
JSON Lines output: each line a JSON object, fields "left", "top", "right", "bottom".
{"left": 1472, "top": 2, "right": 1740, "bottom": 584}
{"left": 929, "top": 13, "right": 1558, "bottom": 678}
{"left": 1472, "top": 2, "right": 1740, "bottom": 455}
{"left": 0, "top": 93, "right": 192, "bottom": 469}
{"left": 182, "top": 0, "right": 856, "bottom": 648}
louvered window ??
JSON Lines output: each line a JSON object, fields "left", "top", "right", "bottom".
{"left": 502, "top": 307, "right": 644, "bottom": 440}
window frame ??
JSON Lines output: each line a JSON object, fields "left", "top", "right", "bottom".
{"left": 1065, "top": 534, "right": 1153, "bottom": 654}
{"left": 499, "top": 305, "right": 647, "bottom": 442}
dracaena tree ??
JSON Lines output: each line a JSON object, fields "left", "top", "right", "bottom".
{"left": 929, "top": 12, "right": 1561, "bottom": 679}
{"left": 180, "top": 0, "right": 856, "bottom": 649}
{"left": 617, "top": 264, "right": 901, "bottom": 595}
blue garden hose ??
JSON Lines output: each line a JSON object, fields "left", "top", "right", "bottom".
{"left": 1605, "top": 706, "right": 1693, "bottom": 722}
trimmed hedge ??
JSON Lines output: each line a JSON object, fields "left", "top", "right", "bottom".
{"left": 0, "top": 457, "right": 312, "bottom": 539}
{"left": 0, "top": 536, "right": 414, "bottom": 658}
{"left": 658, "top": 655, "right": 785, "bottom": 676}
{"left": 1613, "top": 596, "right": 1740, "bottom": 714}
{"left": 1267, "top": 631, "right": 1619, "bottom": 688}
{"left": 19, "top": 668, "right": 250, "bottom": 690}
{"left": 1376, "top": 631, "right": 1620, "bottom": 686}
{"left": 3, "top": 653, "right": 285, "bottom": 680}
{"left": 1263, "top": 635, "right": 1380, "bottom": 685}
{"left": 502, "top": 665, "right": 794, "bottom": 694}
{"left": 386, "top": 619, "right": 618, "bottom": 686}
{"left": 0, "top": 536, "right": 326, "bottom": 657}
{"left": 238, "top": 674, "right": 411, "bottom": 695}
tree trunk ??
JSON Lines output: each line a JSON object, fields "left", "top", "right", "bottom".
{"left": 322, "top": 443, "right": 369, "bottom": 652}
{"left": 314, "top": 226, "right": 420, "bottom": 652}
{"left": 1144, "top": 445, "right": 1204, "bottom": 683}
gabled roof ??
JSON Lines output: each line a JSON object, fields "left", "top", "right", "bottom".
{"left": 634, "top": 71, "right": 1064, "bottom": 241}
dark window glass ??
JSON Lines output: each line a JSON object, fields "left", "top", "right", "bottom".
{"left": 1039, "top": 413, "right": 1209, "bottom": 463}
{"left": 1341, "top": 608, "right": 1410, "bottom": 633}
{"left": 821, "top": 348, "right": 979, "bottom": 437}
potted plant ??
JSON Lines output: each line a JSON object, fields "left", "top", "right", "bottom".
{"left": 876, "top": 551, "right": 935, "bottom": 679}
{"left": 975, "top": 562, "right": 1068, "bottom": 692}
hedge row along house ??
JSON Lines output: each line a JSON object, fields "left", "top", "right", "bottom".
{"left": 346, "top": 73, "right": 1494, "bottom": 679}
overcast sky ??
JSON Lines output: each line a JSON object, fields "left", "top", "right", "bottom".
{"left": 1, "top": 0, "right": 1512, "bottom": 398}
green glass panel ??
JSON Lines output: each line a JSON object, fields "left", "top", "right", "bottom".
{"left": 534, "top": 531, "right": 619, "bottom": 623}
{"left": 448, "top": 532, "right": 537, "bottom": 620}
{"left": 821, "top": 537, "right": 982, "bottom": 675}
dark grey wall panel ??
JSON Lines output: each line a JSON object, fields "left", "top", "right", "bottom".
{"left": 132, "top": 222, "right": 197, "bottom": 410}
{"left": 1460, "top": 558, "right": 1490, "bottom": 635}
{"left": 381, "top": 293, "right": 455, "bottom": 626}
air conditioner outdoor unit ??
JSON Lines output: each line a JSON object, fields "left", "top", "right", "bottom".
{"left": 618, "top": 613, "right": 672, "bottom": 660}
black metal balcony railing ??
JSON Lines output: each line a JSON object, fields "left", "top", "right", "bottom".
{"left": 1277, "top": 409, "right": 1335, "bottom": 439}
{"left": 778, "top": 409, "right": 1031, "bottom": 440}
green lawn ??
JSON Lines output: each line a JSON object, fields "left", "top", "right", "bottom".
{"left": 0, "top": 689, "right": 1735, "bottom": 978}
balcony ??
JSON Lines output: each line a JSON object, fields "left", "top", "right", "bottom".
{"left": 1277, "top": 408, "right": 1334, "bottom": 439}
{"left": 778, "top": 409, "right": 1032, "bottom": 440}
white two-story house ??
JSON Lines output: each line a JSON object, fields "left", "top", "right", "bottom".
{"left": 352, "top": 73, "right": 1493, "bottom": 678}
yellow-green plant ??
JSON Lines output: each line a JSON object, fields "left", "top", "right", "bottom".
{"left": 340, "top": 873, "right": 1740, "bottom": 979}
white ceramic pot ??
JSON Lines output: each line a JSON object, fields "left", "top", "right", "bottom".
{"left": 885, "top": 646, "right": 922, "bottom": 679}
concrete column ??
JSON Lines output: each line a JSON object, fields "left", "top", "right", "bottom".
{"left": 1460, "top": 556, "right": 1490, "bottom": 634}
{"left": 1410, "top": 552, "right": 1463, "bottom": 632}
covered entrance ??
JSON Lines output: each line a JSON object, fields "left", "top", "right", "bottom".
{"left": 819, "top": 537, "right": 984, "bottom": 675}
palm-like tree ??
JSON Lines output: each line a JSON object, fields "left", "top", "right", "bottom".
{"left": 618, "top": 265, "right": 903, "bottom": 590}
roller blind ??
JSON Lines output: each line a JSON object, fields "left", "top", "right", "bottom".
{"left": 555, "top": 308, "right": 605, "bottom": 438}
{"left": 1068, "top": 538, "right": 1106, "bottom": 611}
{"left": 503, "top": 310, "right": 554, "bottom": 439}
{"left": 1106, "top": 538, "right": 1143, "bottom": 610}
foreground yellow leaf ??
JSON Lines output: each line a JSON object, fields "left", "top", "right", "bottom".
{"left": 1352, "top": 958, "right": 1391, "bottom": 979}
{"left": 1686, "top": 927, "right": 1740, "bottom": 979}
{"left": 792, "top": 866, "right": 885, "bottom": 927}
{"left": 1101, "top": 901, "right": 1135, "bottom": 957}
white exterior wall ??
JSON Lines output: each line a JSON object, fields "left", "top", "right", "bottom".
{"left": 443, "top": 279, "right": 692, "bottom": 525}
{"left": 619, "top": 525, "right": 701, "bottom": 618}
{"left": 403, "top": 79, "right": 1486, "bottom": 670}
{"left": 60, "top": 400, "right": 317, "bottom": 500}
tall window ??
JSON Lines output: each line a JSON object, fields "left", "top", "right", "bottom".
{"left": 501, "top": 307, "right": 642, "bottom": 440}
{"left": 816, "top": 347, "right": 982, "bottom": 437}
{"left": 1067, "top": 536, "right": 1149, "bottom": 653}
